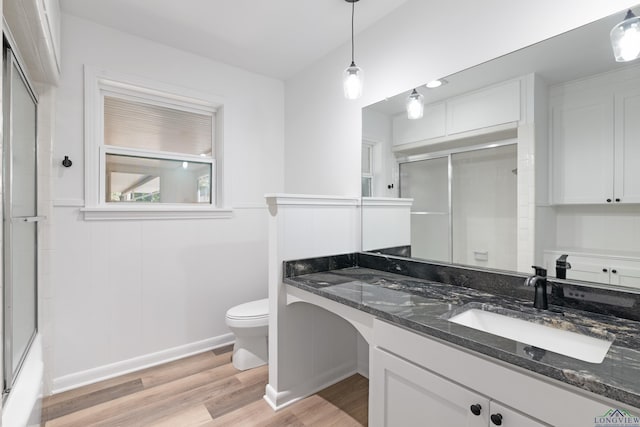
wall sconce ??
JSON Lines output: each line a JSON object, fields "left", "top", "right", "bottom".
{"left": 611, "top": 9, "right": 640, "bottom": 62}
{"left": 343, "top": 0, "right": 363, "bottom": 99}
{"left": 406, "top": 89, "right": 424, "bottom": 120}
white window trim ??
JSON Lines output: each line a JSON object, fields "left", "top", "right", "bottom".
{"left": 83, "top": 66, "right": 231, "bottom": 220}
{"left": 362, "top": 141, "right": 375, "bottom": 197}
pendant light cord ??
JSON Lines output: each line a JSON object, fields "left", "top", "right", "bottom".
{"left": 351, "top": 1, "right": 355, "bottom": 64}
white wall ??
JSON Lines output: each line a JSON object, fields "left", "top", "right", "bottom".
{"left": 49, "top": 14, "right": 284, "bottom": 392}
{"left": 555, "top": 205, "right": 640, "bottom": 253}
{"left": 284, "top": 0, "right": 638, "bottom": 196}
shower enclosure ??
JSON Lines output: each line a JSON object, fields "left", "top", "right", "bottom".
{"left": 3, "top": 43, "right": 39, "bottom": 394}
{"left": 399, "top": 142, "right": 517, "bottom": 271}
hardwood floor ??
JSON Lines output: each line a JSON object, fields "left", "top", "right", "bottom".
{"left": 42, "top": 345, "right": 368, "bottom": 426}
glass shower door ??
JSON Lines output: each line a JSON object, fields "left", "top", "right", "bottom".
{"left": 399, "top": 156, "right": 450, "bottom": 262}
{"left": 451, "top": 144, "right": 517, "bottom": 271}
{"left": 3, "top": 47, "right": 39, "bottom": 391}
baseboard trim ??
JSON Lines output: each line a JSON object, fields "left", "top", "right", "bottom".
{"left": 357, "top": 365, "right": 369, "bottom": 379}
{"left": 263, "top": 361, "right": 357, "bottom": 411}
{"left": 51, "top": 333, "right": 234, "bottom": 394}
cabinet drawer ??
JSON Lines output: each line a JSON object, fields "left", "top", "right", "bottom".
{"left": 565, "top": 261, "right": 611, "bottom": 283}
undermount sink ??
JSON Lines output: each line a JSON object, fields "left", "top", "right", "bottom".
{"left": 447, "top": 305, "right": 614, "bottom": 364}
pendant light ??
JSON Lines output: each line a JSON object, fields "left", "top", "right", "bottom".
{"left": 611, "top": 9, "right": 640, "bottom": 62}
{"left": 343, "top": 0, "right": 363, "bottom": 100}
{"left": 406, "top": 89, "right": 424, "bottom": 120}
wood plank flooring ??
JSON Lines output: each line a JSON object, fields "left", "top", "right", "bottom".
{"left": 42, "top": 345, "right": 368, "bottom": 426}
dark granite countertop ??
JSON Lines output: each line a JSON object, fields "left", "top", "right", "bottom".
{"left": 284, "top": 264, "right": 640, "bottom": 409}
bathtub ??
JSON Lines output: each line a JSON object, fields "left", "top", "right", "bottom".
{"left": 2, "top": 334, "right": 43, "bottom": 427}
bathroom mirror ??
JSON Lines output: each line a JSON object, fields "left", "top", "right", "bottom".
{"left": 362, "top": 5, "right": 640, "bottom": 290}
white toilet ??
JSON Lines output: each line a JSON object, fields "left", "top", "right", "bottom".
{"left": 225, "top": 298, "right": 269, "bottom": 371}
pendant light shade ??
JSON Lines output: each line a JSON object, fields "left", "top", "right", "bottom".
{"left": 406, "top": 89, "right": 424, "bottom": 120}
{"left": 611, "top": 9, "right": 640, "bottom": 62}
{"left": 343, "top": 0, "right": 363, "bottom": 100}
{"left": 344, "top": 62, "right": 363, "bottom": 99}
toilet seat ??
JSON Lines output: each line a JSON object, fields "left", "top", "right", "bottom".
{"left": 225, "top": 298, "right": 269, "bottom": 328}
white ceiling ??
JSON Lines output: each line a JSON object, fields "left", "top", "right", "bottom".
{"left": 60, "top": 0, "right": 409, "bottom": 80}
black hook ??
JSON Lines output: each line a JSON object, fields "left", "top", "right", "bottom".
{"left": 62, "top": 156, "right": 72, "bottom": 168}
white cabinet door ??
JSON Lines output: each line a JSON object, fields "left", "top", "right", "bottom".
{"left": 610, "top": 266, "right": 640, "bottom": 289}
{"left": 447, "top": 80, "right": 520, "bottom": 135}
{"left": 489, "top": 402, "right": 546, "bottom": 427}
{"left": 550, "top": 95, "right": 614, "bottom": 204}
{"left": 370, "top": 347, "right": 488, "bottom": 427}
{"left": 392, "top": 102, "right": 446, "bottom": 147}
{"left": 614, "top": 88, "right": 640, "bottom": 203}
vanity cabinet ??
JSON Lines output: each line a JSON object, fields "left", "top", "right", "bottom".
{"left": 392, "top": 79, "right": 521, "bottom": 150}
{"left": 371, "top": 347, "right": 543, "bottom": 427}
{"left": 544, "top": 250, "right": 640, "bottom": 289}
{"left": 550, "top": 67, "right": 640, "bottom": 205}
{"left": 370, "top": 319, "right": 617, "bottom": 427}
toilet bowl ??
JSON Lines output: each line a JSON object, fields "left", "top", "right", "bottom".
{"left": 225, "top": 298, "right": 269, "bottom": 371}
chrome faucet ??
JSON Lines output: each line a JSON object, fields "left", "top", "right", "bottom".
{"left": 525, "top": 266, "right": 548, "bottom": 310}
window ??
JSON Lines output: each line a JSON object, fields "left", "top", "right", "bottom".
{"left": 83, "top": 67, "right": 230, "bottom": 220}
{"left": 362, "top": 143, "right": 373, "bottom": 197}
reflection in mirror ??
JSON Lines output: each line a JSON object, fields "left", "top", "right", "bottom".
{"left": 400, "top": 156, "right": 450, "bottom": 263}
{"left": 451, "top": 144, "right": 517, "bottom": 271}
{"left": 106, "top": 154, "right": 212, "bottom": 203}
{"left": 361, "top": 144, "right": 373, "bottom": 197}
{"left": 362, "top": 5, "right": 640, "bottom": 291}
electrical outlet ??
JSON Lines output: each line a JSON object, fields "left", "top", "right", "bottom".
{"left": 566, "top": 290, "right": 587, "bottom": 299}
{"left": 564, "top": 286, "right": 634, "bottom": 307}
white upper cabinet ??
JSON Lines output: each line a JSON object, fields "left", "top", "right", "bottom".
{"left": 550, "top": 65, "right": 640, "bottom": 205}
{"left": 614, "top": 87, "right": 640, "bottom": 203}
{"left": 4, "top": 0, "right": 61, "bottom": 84}
{"left": 550, "top": 93, "right": 614, "bottom": 204}
{"left": 392, "top": 102, "right": 446, "bottom": 147}
{"left": 446, "top": 79, "right": 521, "bottom": 135}
{"left": 392, "top": 78, "right": 523, "bottom": 150}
